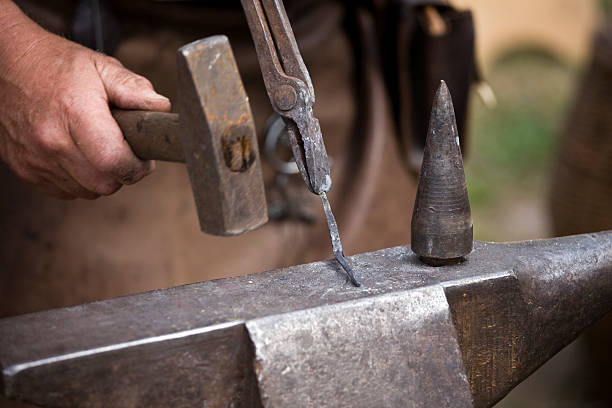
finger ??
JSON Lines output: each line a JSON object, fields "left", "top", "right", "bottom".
{"left": 28, "top": 159, "right": 99, "bottom": 199}
{"left": 31, "top": 175, "right": 76, "bottom": 200}
{"left": 6, "top": 156, "right": 75, "bottom": 200}
{"left": 39, "top": 187, "right": 75, "bottom": 200}
{"left": 56, "top": 162, "right": 101, "bottom": 199}
{"left": 57, "top": 143, "right": 123, "bottom": 197}
{"left": 95, "top": 57, "right": 171, "bottom": 112}
{"left": 25, "top": 121, "right": 119, "bottom": 197}
{"left": 67, "top": 95, "right": 154, "bottom": 185}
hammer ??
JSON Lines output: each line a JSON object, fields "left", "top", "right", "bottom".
{"left": 110, "top": 36, "right": 268, "bottom": 236}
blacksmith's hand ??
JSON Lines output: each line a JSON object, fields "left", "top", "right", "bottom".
{"left": 0, "top": 0, "right": 171, "bottom": 199}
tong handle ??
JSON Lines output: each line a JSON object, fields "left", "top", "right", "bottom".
{"left": 241, "top": 0, "right": 331, "bottom": 194}
{"left": 259, "top": 0, "right": 314, "bottom": 98}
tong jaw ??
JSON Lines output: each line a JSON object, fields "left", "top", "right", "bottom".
{"left": 241, "top": 0, "right": 331, "bottom": 194}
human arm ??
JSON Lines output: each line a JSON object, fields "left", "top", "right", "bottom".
{"left": 0, "top": 0, "right": 171, "bottom": 199}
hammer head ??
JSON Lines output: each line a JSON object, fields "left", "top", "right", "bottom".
{"left": 177, "top": 36, "right": 268, "bottom": 236}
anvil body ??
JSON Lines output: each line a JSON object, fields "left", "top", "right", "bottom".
{"left": 1, "top": 231, "right": 611, "bottom": 407}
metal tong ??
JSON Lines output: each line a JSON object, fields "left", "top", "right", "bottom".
{"left": 241, "top": 0, "right": 361, "bottom": 287}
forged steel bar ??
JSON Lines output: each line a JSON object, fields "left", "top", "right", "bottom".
{"left": 1, "top": 231, "right": 611, "bottom": 407}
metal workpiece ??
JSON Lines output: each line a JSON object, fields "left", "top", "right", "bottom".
{"left": 2, "top": 231, "right": 611, "bottom": 407}
{"left": 177, "top": 36, "right": 268, "bottom": 236}
{"left": 320, "top": 192, "right": 361, "bottom": 287}
{"left": 412, "top": 80, "right": 473, "bottom": 266}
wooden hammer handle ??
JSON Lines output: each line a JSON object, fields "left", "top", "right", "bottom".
{"left": 111, "top": 109, "right": 184, "bottom": 163}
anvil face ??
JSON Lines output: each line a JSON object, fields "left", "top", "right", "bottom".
{"left": 1, "top": 232, "right": 611, "bottom": 407}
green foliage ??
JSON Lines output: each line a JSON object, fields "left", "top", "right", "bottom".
{"left": 464, "top": 49, "right": 575, "bottom": 239}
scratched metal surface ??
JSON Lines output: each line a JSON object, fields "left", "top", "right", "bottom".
{"left": 247, "top": 286, "right": 474, "bottom": 407}
{"left": 1, "top": 231, "right": 611, "bottom": 407}
{"left": 0, "top": 241, "right": 511, "bottom": 364}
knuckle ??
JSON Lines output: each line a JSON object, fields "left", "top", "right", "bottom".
{"left": 93, "top": 149, "right": 122, "bottom": 174}
{"left": 133, "top": 75, "right": 153, "bottom": 89}
{"left": 92, "top": 178, "right": 121, "bottom": 196}
{"left": 9, "top": 154, "right": 42, "bottom": 184}
{"left": 105, "top": 56, "right": 122, "bottom": 67}
{"left": 12, "top": 163, "right": 37, "bottom": 184}
{"left": 118, "top": 161, "right": 148, "bottom": 185}
{"left": 119, "top": 166, "right": 147, "bottom": 185}
{"left": 60, "top": 93, "right": 82, "bottom": 116}
{"left": 118, "top": 72, "right": 152, "bottom": 91}
{"left": 35, "top": 126, "right": 71, "bottom": 154}
{"left": 92, "top": 54, "right": 123, "bottom": 73}
{"left": 73, "top": 185, "right": 101, "bottom": 200}
{"left": 95, "top": 147, "right": 148, "bottom": 184}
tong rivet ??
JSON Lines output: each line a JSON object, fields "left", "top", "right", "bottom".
{"left": 274, "top": 85, "right": 298, "bottom": 111}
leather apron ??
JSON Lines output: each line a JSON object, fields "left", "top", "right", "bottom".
{"left": 0, "top": 0, "right": 416, "bottom": 317}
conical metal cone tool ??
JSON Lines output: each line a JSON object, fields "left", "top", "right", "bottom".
{"left": 411, "top": 81, "right": 473, "bottom": 266}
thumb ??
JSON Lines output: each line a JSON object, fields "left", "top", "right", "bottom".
{"left": 95, "top": 56, "right": 171, "bottom": 112}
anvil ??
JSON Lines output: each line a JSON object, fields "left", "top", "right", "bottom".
{"left": 1, "top": 231, "right": 611, "bottom": 407}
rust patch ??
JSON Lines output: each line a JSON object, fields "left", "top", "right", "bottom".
{"left": 222, "top": 131, "right": 255, "bottom": 173}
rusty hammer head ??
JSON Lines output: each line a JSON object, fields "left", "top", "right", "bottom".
{"left": 112, "top": 36, "right": 267, "bottom": 236}
{"left": 177, "top": 36, "right": 268, "bottom": 236}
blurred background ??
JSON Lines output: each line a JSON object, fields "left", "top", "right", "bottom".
{"left": 458, "top": 0, "right": 597, "bottom": 241}
{"left": 454, "top": 0, "right": 611, "bottom": 406}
